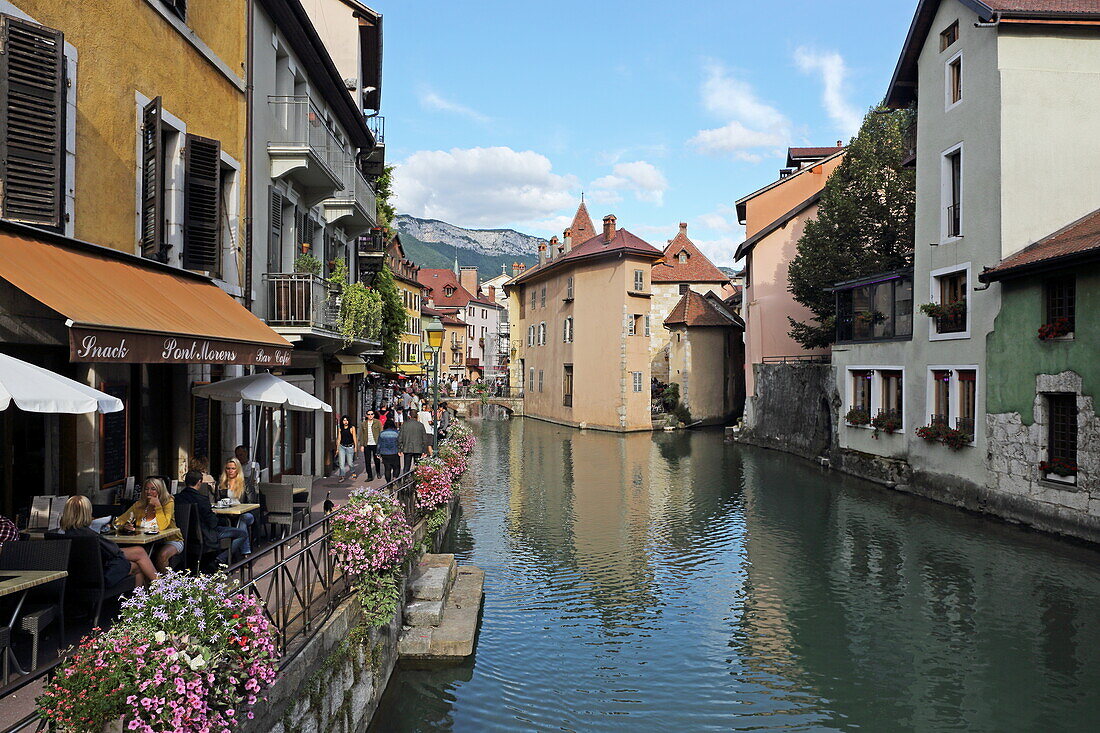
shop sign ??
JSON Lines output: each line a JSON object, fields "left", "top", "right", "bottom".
{"left": 69, "top": 328, "right": 293, "bottom": 366}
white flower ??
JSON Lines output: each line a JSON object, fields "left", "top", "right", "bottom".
{"left": 188, "top": 655, "right": 207, "bottom": 670}
{"left": 154, "top": 630, "right": 167, "bottom": 644}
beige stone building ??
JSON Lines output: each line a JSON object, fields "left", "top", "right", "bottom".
{"left": 506, "top": 210, "right": 662, "bottom": 431}
{"left": 649, "top": 223, "right": 731, "bottom": 382}
{"left": 663, "top": 290, "right": 745, "bottom": 425}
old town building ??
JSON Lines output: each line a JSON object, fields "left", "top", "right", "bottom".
{"left": 663, "top": 289, "right": 745, "bottom": 424}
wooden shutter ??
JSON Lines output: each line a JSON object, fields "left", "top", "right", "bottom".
{"left": 267, "top": 187, "right": 282, "bottom": 272}
{"left": 0, "top": 15, "right": 65, "bottom": 229}
{"left": 140, "top": 97, "right": 164, "bottom": 258}
{"left": 182, "top": 133, "right": 221, "bottom": 271}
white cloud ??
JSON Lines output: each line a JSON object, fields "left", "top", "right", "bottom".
{"left": 697, "top": 204, "right": 740, "bottom": 233}
{"left": 419, "top": 89, "right": 491, "bottom": 124}
{"left": 590, "top": 161, "right": 669, "bottom": 205}
{"left": 794, "top": 47, "right": 862, "bottom": 138}
{"left": 690, "top": 64, "right": 790, "bottom": 160}
{"left": 393, "top": 146, "right": 578, "bottom": 227}
{"left": 693, "top": 236, "right": 745, "bottom": 268}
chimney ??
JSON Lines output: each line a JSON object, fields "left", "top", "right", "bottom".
{"left": 602, "top": 214, "right": 616, "bottom": 243}
{"left": 548, "top": 236, "right": 559, "bottom": 261}
{"left": 537, "top": 241, "right": 547, "bottom": 266}
{"left": 487, "top": 285, "right": 496, "bottom": 302}
{"left": 563, "top": 228, "right": 573, "bottom": 251}
{"left": 678, "top": 222, "right": 687, "bottom": 236}
{"left": 837, "top": 140, "right": 842, "bottom": 147}
{"left": 459, "top": 266, "right": 479, "bottom": 294}
{"left": 511, "top": 261, "right": 521, "bottom": 277}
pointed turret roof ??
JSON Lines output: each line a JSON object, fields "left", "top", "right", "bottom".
{"left": 568, "top": 199, "right": 596, "bottom": 246}
{"left": 652, "top": 223, "right": 730, "bottom": 283}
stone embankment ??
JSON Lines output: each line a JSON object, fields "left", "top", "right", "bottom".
{"left": 398, "top": 553, "right": 485, "bottom": 664}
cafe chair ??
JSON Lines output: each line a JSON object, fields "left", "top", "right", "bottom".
{"left": 259, "top": 483, "right": 302, "bottom": 540}
{"left": 43, "top": 534, "right": 134, "bottom": 629}
{"left": 170, "top": 503, "right": 191, "bottom": 571}
{"left": 0, "top": 540, "right": 70, "bottom": 671}
{"left": 0, "top": 625, "right": 10, "bottom": 685}
{"left": 281, "top": 475, "right": 314, "bottom": 526}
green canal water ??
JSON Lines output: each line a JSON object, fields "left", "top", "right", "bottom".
{"left": 373, "top": 418, "right": 1100, "bottom": 732}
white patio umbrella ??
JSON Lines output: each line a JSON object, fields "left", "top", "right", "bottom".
{"left": 192, "top": 372, "right": 332, "bottom": 477}
{"left": 0, "top": 352, "right": 123, "bottom": 414}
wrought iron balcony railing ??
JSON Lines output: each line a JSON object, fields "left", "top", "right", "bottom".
{"left": 265, "top": 273, "right": 339, "bottom": 331}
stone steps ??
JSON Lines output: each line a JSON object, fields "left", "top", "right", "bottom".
{"left": 398, "top": 554, "right": 483, "bottom": 665}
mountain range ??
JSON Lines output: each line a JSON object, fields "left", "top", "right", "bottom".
{"left": 395, "top": 215, "right": 541, "bottom": 275}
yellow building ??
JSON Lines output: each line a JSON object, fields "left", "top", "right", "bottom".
{"left": 386, "top": 236, "right": 424, "bottom": 376}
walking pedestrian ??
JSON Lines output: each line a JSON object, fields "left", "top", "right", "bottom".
{"left": 334, "top": 415, "right": 358, "bottom": 482}
{"left": 378, "top": 420, "right": 401, "bottom": 482}
{"left": 359, "top": 409, "right": 382, "bottom": 481}
{"left": 398, "top": 409, "right": 431, "bottom": 474}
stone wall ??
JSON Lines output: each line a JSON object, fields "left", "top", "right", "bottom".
{"left": 245, "top": 499, "right": 459, "bottom": 733}
{"left": 734, "top": 363, "right": 839, "bottom": 460}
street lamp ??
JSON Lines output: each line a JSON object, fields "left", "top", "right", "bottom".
{"left": 425, "top": 316, "right": 446, "bottom": 420}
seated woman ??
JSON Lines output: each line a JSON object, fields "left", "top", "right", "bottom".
{"left": 218, "top": 458, "right": 253, "bottom": 556}
{"left": 188, "top": 456, "right": 216, "bottom": 493}
{"left": 60, "top": 495, "right": 157, "bottom": 587}
{"left": 115, "top": 477, "right": 181, "bottom": 572}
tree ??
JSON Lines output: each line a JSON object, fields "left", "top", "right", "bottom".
{"left": 786, "top": 105, "right": 916, "bottom": 349}
{"left": 374, "top": 165, "right": 396, "bottom": 235}
{"left": 374, "top": 262, "right": 406, "bottom": 367}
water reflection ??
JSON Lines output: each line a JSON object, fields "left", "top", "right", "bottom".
{"left": 373, "top": 419, "right": 1100, "bottom": 732}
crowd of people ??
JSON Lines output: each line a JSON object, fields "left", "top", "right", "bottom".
{"left": 333, "top": 395, "right": 452, "bottom": 483}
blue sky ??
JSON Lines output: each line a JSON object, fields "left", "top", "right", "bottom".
{"left": 381, "top": 0, "right": 916, "bottom": 266}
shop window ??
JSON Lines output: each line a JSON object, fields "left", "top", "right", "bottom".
{"left": 1045, "top": 275, "right": 1076, "bottom": 335}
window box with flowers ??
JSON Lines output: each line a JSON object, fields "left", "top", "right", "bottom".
{"left": 870, "top": 410, "right": 903, "bottom": 438}
{"left": 920, "top": 300, "right": 967, "bottom": 334}
{"left": 1037, "top": 317, "right": 1073, "bottom": 342}
{"left": 1040, "top": 456, "right": 1077, "bottom": 485}
{"left": 845, "top": 407, "right": 871, "bottom": 427}
{"left": 915, "top": 422, "right": 973, "bottom": 449}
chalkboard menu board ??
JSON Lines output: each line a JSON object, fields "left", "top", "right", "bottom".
{"left": 192, "top": 390, "right": 210, "bottom": 461}
{"left": 101, "top": 384, "right": 128, "bottom": 488}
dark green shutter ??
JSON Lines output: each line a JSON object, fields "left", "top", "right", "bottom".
{"left": 0, "top": 14, "right": 65, "bottom": 229}
{"left": 182, "top": 133, "right": 221, "bottom": 271}
{"left": 140, "top": 96, "right": 164, "bottom": 259}
{"left": 268, "top": 187, "right": 283, "bottom": 272}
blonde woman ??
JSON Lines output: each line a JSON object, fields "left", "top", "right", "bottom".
{"left": 218, "top": 458, "right": 253, "bottom": 555}
{"left": 60, "top": 495, "right": 156, "bottom": 587}
{"left": 115, "top": 477, "right": 181, "bottom": 571}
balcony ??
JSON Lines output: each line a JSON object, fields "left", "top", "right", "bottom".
{"left": 363, "top": 115, "right": 386, "bottom": 177}
{"left": 323, "top": 157, "right": 377, "bottom": 235}
{"left": 267, "top": 96, "right": 343, "bottom": 203}
{"left": 265, "top": 272, "right": 339, "bottom": 340}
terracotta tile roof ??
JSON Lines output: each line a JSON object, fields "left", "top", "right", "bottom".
{"left": 652, "top": 223, "right": 730, "bottom": 283}
{"left": 417, "top": 268, "right": 474, "bottom": 308}
{"left": 786, "top": 146, "right": 843, "bottom": 167}
{"left": 508, "top": 226, "right": 663, "bottom": 286}
{"left": 663, "top": 289, "right": 739, "bottom": 328}
{"left": 985, "top": 1, "right": 1100, "bottom": 11}
{"left": 568, "top": 201, "right": 596, "bottom": 246}
{"left": 980, "top": 207, "right": 1100, "bottom": 281}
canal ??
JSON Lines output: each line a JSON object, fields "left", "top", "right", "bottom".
{"left": 373, "top": 418, "right": 1100, "bottom": 731}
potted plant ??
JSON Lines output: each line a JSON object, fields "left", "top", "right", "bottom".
{"left": 870, "top": 411, "right": 902, "bottom": 438}
{"left": 845, "top": 407, "right": 871, "bottom": 426}
{"left": 1039, "top": 456, "right": 1078, "bottom": 484}
{"left": 1037, "top": 317, "right": 1073, "bottom": 341}
{"left": 294, "top": 253, "right": 322, "bottom": 276}
{"left": 915, "top": 422, "right": 972, "bottom": 449}
{"left": 919, "top": 300, "right": 967, "bottom": 319}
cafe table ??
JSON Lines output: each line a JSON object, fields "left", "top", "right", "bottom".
{"left": 103, "top": 528, "right": 182, "bottom": 546}
{"left": 213, "top": 503, "right": 261, "bottom": 517}
{"left": 0, "top": 569, "right": 68, "bottom": 674}
{"left": 292, "top": 487, "right": 309, "bottom": 497}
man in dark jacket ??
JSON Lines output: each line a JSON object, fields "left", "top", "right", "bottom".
{"left": 398, "top": 409, "right": 431, "bottom": 473}
{"left": 175, "top": 470, "right": 249, "bottom": 566}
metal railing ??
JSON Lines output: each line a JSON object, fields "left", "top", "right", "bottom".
{"left": 930, "top": 413, "right": 949, "bottom": 426}
{"left": 761, "top": 355, "right": 831, "bottom": 364}
{"left": 956, "top": 416, "right": 975, "bottom": 436}
{"left": 946, "top": 203, "right": 961, "bottom": 238}
{"left": 0, "top": 472, "right": 425, "bottom": 733}
{"left": 266, "top": 273, "right": 339, "bottom": 331}
{"left": 332, "top": 157, "right": 378, "bottom": 221}
{"left": 935, "top": 310, "right": 967, "bottom": 334}
{"left": 268, "top": 96, "right": 344, "bottom": 181}
{"left": 367, "top": 115, "right": 385, "bottom": 145}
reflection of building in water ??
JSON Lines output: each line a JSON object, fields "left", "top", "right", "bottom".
{"left": 736, "top": 446, "right": 1100, "bottom": 729}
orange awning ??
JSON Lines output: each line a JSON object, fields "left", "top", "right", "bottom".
{"left": 0, "top": 225, "right": 293, "bottom": 366}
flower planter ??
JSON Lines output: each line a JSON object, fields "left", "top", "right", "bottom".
{"left": 1044, "top": 472, "right": 1076, "bottom": 486}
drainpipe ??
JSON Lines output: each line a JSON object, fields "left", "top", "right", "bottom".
{"left": 244, "top": 0, "right": 255, "bottom": 312}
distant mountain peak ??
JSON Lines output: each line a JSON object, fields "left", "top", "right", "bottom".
{"left": 396, "top": 214, "right": 545, "bottom": 258}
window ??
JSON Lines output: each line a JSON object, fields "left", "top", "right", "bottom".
{"left": 634, "top": 270, "right": 645, "bottom": 291}
{"left": 141, "top": 97, "right": 167, "bottom": 259}
{"left": 538, "top": 322, "right": 546, "bottom": 345}
{"left": 527, "top": 325, "right": 534, "bottom": 347}
{"left": 482, "top": 309, "right": 487, "bottom": 319}
{"left": 563, "top": 365, "right": 573, "bottom": 407}
{"left": 181, "top": 135, "right": 223, "bottom": 272}
{"left": 468, "top": 325, "right": 475, "bottom": 338}
{"left": 940, "top": 20, "right": 958, "bottom": 51}
{"left": 944, "top": 148, "right": 962, "bottom": 239}
{"left": 932, "top": 370, "right": 952, "bottom": 425}
{"left": 563, "top": 317, "right": 573, "bottom": 343}
{"left": 644, "top": 314, "right": 651, "bottom": 337}
{"left": 881, "top": 370, "right": 903, "bottom": 420}
{"left": 529, "top": 368, "right": 535, "bottom": 391}
{"left": 946, "top": 54, "right": 962, "bottom": 107}
{"left": 627, "top": 314, "right": 636, "bottom": 336}
{"left": 632, "top": 372, "right": 643, "bottom": 393}
{"left": 1047, "top": 393, "right": 1078, "bottom": 474}
{"left": 1045, "top": 275, "right": 1076, "bottom": 334}
{"left": 445, "top": 286, "right": 455, "bottom": 297}
{"left": 957, "top": 370, "right": 976, "bottom": 435}
{"left": 530, "top": 289, "right": 536, "bottom": 310}
{"left": 932, "top": 268, "right": 968, "bottom": 335}
{"left": 834, "top": 273, "right": 913, "bottom": 342}
{"left": 540, "top": 287, "right": 546, "bottom": 308}
{"left": 538, "top": 370, "right": 544, "bottom": 393}
{"left": 566, "top": 276, "right": 574, "bottom": 300}
{"left": 851, "top": 370, "right": 872, "bottom": 414}
{"left": 677, "top": 251, "right": 688, "bottom": 264}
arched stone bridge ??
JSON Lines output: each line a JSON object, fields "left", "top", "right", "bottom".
{"left": 445, "top": 396, "right": 524, "bottom": 417}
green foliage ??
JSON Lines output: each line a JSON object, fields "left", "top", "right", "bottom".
{"left": 327, "top": 258, "right": 350, "bottom": 292}
{"left": 375, "top": 263, "right": 407, "bottom": 367}
{"left": 355, "top": 571, "right": 402, "bottom": 627}
{"left": 673, "top": 403, "right": 692, "bottom": 425}
{"left": 426, "top": 506, "right": 448, "bottom": 534}
{"left": 375, "top": 165, "right": 396, "bottom": 235}
{"left": 787, "top": 105, "right": 916, "bottom": 349}
{"left": 661, "top": 383, "right": 680, "bottom": 410}
{"left": 845, "top": 407, "right": 871, "bottom": 426}
{"left": 338, "top": 282, "right": 383, "bottom": 345}
{"left": 295, "top": 253, "right": 322, "bottom": 276}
